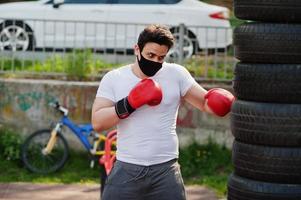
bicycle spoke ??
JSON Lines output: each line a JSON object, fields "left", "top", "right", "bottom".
{"left": 22, "top": 130, "right": 69, "bottom": 174}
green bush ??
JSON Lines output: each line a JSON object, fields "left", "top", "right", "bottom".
{"left": 179, "top": 138, "right": 232, "bottom": 196}
{"left": 185, "top": 56, "right": 235, "bottom": 80}
{"left": 0, "top": 48, "right": 234, "bottom": 81}
{"left": 0, "top": 49, "right": 118, "bottom": 80}
{"left": 65, "top": 49, "right": 93, "bottom": 80}
{"left": 179, "top": 139, "right": 232, "bottom": 177}
{"left": 0, "top": 128, "right": 23, "bottom": 161}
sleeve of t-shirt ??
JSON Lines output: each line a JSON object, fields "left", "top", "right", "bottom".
{"left": 177, "top": 65, "right": 197, "bottom": 97}
{"left": 95, "top": 71, "right": 116, "bottom": 102}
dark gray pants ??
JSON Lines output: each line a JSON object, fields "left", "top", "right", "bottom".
{"left": 101, "top": 159, "right": 186, "bottom": 200}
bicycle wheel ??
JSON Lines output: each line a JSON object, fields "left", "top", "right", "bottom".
{"left": 21, "top": 129, "right": 69, "bottom": 174}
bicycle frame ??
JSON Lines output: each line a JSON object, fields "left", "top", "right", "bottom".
{"left": 58, "top": 115, "right": 116, "bottom": 157}
{"left": 60, "top": 115, "right": 93, "bottom": 151}
{"left": 60, "top": 115, "right": 117, "bottom": 170}
{"left": 23, "top": 101, "right": 117, "bottom": 175}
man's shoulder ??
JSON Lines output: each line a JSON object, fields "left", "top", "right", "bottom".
{"left": 163, "top": 62, "right": 182, "bottom": 68}
{"left": 163, "top": 62, "right": 189, "bottom": 74}
{"left": 104, "top": 65, "right": 131, "bottom": 78}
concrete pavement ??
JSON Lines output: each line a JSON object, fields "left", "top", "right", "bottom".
{"left": 0, "top": 183, "right": 221, "bottom": 200}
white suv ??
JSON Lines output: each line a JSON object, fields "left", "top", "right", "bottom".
{"left": 0, "top": 0, "right": 232, "bottom": 58}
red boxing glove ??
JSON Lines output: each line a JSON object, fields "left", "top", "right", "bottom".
{"left": 128, "top": 79, "right": 162, "bottom": 108}
{"left": 204, "top": 88, "right": 235, "bottom": 117}
{"left": 115, "top": 79, "right": 162, "bottom": 119}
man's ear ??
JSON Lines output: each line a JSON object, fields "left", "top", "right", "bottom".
{"left": 134, "top": 44, "right": 139, "bottom": 56}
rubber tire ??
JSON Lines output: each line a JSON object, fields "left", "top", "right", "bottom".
{"left": 234, "top": 0, "right": 301, "bottom": 23}
{"left": 234, "top": 22, "right": 301, "bottom": 63}
{"left": 233, "top": 62, "right": 301, "bottom": 103}
{"left": 21, "top": 129, "right": 69, "bottom": 174}
{"left": 231, "top": 100, "right": 301, "bottom": 147}
{"left": 228, "top": 173, "right": 301, "bottom": 200}
{"left": 232, "top": 140, "right": 301, "bottom": 184}
{"left": 0, "top": 20, "right": 34, "bottom": 51}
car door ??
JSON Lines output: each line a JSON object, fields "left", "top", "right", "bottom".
{"left": 42, "top": 0, "right": 110, "bottom": 49}
{"left": 107, "top": 0, "right": 171, "bottom": 49}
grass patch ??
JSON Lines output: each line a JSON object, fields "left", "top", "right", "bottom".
{"left": 184, "top": 55, "right": 235, "bottom": 80}
{"left": 0, "top": 152, "right": 101, "bottom": 184}
{"left": 0, "top": 49, "right": 120, "bottom": 81}
{"left": 0, "top": 53, "right": 235, "bottom": 81}
{"left": 229, "top": 12, "right": 246, "bottom": 27}
{"left": 179, "top": 139, "right": 232, "bottom": 197}
{"left": 0, "top": 128, "right": 232, "bottom": 197}
{"left": 0, "top": 127, "right": 101, "bottom": 184}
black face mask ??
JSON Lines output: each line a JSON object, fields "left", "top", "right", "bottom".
{"left": 137, "top": 53, "right": 163, "bottom": 77}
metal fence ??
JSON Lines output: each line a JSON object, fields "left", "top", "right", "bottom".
{"left": 0, "top": 18, "right": 236, "bottom": 81}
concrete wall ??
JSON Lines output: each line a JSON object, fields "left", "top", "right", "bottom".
{"left": 0, "top": 78, "right": 234, "bottom": 150}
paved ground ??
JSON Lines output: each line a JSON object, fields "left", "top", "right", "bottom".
{"left": 0, "top": 183, "right": 221, "bottom": 200}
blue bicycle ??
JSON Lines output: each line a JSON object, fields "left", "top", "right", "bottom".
{"left": 21, "top": 101, "right": 116, "bottom": 175}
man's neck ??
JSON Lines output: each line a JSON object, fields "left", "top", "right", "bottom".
{"left": 131, "top": 62, "right": 148, "bottom": 79}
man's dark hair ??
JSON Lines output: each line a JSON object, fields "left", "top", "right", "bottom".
{"left": 137, "top": 24, "right": 174, "bottom": 51}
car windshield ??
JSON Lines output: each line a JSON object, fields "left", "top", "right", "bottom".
{"left": 44, "top": 0, "right": 182, "bottom": 4}
{"left": 111, "top": 0, "right": 181, "bottom": 4}
{"left": 44, "top": 0, "right": 53, "bottom": 4}
{"left": 64, "top": 0, "right": 107, "bottom": 3}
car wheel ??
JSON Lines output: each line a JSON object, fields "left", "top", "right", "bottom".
{"left": 234, "top": 0, "right": 301, "bottom": 23}
{"left": 0, "top": 21, "right": 34, "bottom": 51}
{"left": 167, "top": 29, "right": 197, "bottom": 60}
{"left": 233, "top": 22, "right": 301, "bottom": 63}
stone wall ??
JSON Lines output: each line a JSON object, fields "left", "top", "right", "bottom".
{"left": 0, "top": 78, "right": 234, "bottom": 149}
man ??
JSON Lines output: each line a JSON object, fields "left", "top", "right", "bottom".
{"left": 92, "top": 24, "right": 234, "bottom": 200}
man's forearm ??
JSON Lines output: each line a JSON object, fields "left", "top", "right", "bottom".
{"left": 92, "top": 106, "right": 120, "bottom": 132}
{"left": 203, "top": 100, "right": 214, "bottom": 114}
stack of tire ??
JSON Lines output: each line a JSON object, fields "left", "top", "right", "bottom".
{"left": 227, "top": 1, "right": 301, "bottom": 199}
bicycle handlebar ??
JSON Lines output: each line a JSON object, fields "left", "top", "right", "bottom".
{"left": 49, "top": 101, "right": 69, "bottom": 116}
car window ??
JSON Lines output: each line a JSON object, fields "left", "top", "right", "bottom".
{"left": 112, "top": 0, "right": 160, "bottom": 3}
{"left": 45, "top": 0, "right": 181, "bottom": 4}
{"left": 112, "top": 0, "right": 181, "bottom": 4}
{"left": 164, "top": 0, "right": 181, "bottom": 3}
{"left": 45, "top": 0, "right": 108, "bottom": 3}
{"left": 64, "top": 0, "right": 107, "bottom": 3}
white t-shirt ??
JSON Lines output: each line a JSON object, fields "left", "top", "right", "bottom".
{"left": 96, "top": 62, "right": 196, "bottom": 166}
